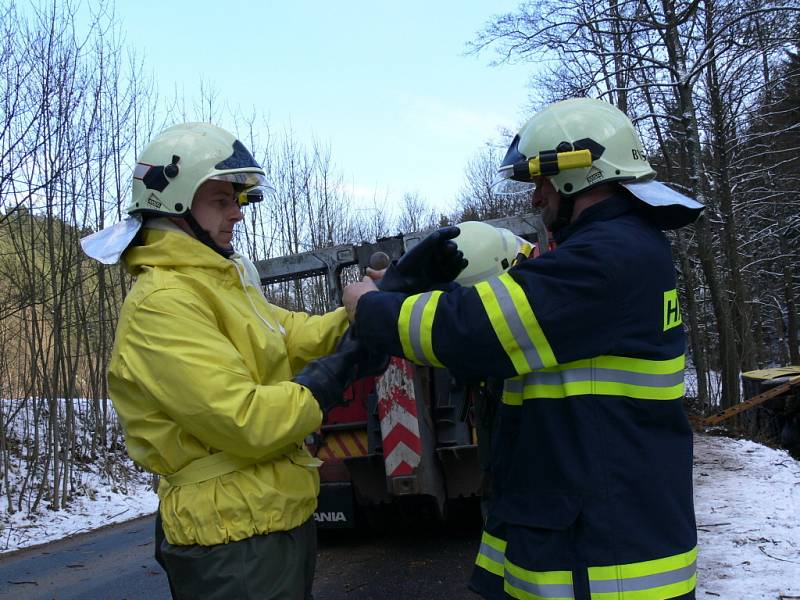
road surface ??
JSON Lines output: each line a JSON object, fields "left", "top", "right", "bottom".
{"left": 0, "top": 510, "right": 483, "bottom": 599}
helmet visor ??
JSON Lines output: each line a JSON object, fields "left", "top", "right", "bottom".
{"left": 491, "top": 172, "right": 537, "bottom": 197}
{"left": 209, "top": 171, "right": 273, "bottom": 189}
{"left": 207, "top": 172, "right": 275, "bottom": 206}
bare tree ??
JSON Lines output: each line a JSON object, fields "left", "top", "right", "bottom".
{"left": 455, "top": 143, "right": 532, "bottom": 222}
{"left": 0, "top": 0, "right": 151, "bottom": 514}
{"left": 470, "top": 0, "right": 800, "bottom": 409}
{"left": 396, "top": 191, "right": 438, "bottom": 233}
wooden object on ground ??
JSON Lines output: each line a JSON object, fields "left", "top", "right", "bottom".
{"left": 702, "top": 374, "right": 800, "bottom": 426}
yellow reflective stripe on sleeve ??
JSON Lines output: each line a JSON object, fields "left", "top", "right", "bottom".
{"left": 474, "top": 280, "right": 525, "bottom": 372}
{"left": 397, "top": 291, "right": 444, "bottom": 367}
{"left": 417, "top": 291, "right": 444, "bottom": 367}
{"left": 501, "top": 273, "right": 556, "bottom": 368}
{"left": 398, "top": 294, "right": 419, "bottom": 361}
{"left": 589, "top": 547, "right": 697, "bottom": 599}
{"left": 475, "top": 273, "right": 556, "bottom": 375}
{"left": 502, "top": 355, "right": 685, "bottom": 403}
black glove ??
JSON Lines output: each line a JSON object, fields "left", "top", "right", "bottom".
{"left": 293, "top": 327, "right": 389, "bottom": 414}
{"left": 378, "top": 226, "right": 468, "bottom": 294}
{"left": 347, "top": 326, "right": 391, "bottom": 380}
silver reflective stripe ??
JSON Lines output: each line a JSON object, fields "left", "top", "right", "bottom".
{"left": 487, "top": 277, "right": 544, "bottom": 370}
{"left": 505, "top": 571, "right": 575, "bottom": 599}
{"left": 505, "top": 377, "right": 524, "bottom": 394}
{"left": 408, "top": 292, "right": 432, "bottom": 365}
{"left": 590, "top": 560, "right": 696, "bottom": 594}
{"left": 479, "top": 541, "right": 505, "bottom": 565}
{"left": 523, "top": 368, "right": 684, "bottom": 388}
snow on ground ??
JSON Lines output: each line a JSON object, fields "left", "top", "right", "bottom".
{"left": 0, "top": 458, "right": 158, "bottom": 553}
{"left": 694, "top": 434, "right": 800, "bottom": 599}
{"left": 0, "top": 397, "right": 159, "bottom": 553}
{"left": 0, "top": 431, "right": 798, "bottom": 599}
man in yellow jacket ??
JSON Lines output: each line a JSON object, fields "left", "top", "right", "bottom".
{"left": 81, "top": 122, "right": 379, "bottom": 599}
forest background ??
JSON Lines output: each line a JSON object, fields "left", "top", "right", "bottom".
{"left": 0, "top": 0, "right": 798, "bottom": 520}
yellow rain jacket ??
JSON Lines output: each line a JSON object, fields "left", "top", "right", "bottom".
{"left": 108, "top": 223, "right": 348, "bottom": 546}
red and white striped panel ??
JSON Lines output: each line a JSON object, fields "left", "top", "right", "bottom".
{"left": 375, "top": 357, "right": 422, "bottom": 476}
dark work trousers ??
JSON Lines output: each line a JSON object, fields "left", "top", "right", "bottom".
{"left": 154, "top": 511, "right": 179, "bottom": 599}
{"left": 155, "top": 514, "right": 317, "bottom": 600}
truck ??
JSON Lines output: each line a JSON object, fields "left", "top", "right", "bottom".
{"left": 254, "top": 213, "right": 544, "bottom": 529}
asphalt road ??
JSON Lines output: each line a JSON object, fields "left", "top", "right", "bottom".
{"left": 0, "top": 515, "right": 167, "bottom": 600}
{"left": 0, "top": 510, "right": 484, "bottom": 600}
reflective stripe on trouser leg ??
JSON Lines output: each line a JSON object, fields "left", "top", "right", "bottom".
{"left": 475, "top": 531, "right": 697, "bottom": 600}
{"left": 588, "top": 546, "right": 697, "bottom": 599}
{"left": 475, "top": 531, "right": 575, "bottom": 600}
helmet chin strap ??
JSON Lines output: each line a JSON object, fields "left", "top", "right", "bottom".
{"left": 182, "top": 212, "right": 235, "bottom": 258}
{"left": 550, "top": 195, "right": 575, "bottom": 233}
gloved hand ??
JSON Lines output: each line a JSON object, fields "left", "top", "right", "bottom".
{"left": 293, "top": 327, "right": 389, "bottom": 414}
{"left": 378, "top": 226, "right": 468, "bottom": 294}
{"left": 346, "top": 326, "right": 390, "bottom": 380}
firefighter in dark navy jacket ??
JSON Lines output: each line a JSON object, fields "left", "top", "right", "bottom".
{"left": 343, "top": 97, "right": 705, "bottom": 600}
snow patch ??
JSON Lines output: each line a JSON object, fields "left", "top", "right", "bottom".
{"left": 694, "top": 434, "right": 800, "bottom": 598}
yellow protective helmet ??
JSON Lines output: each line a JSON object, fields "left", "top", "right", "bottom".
{"left": 498, "top": 98, "right": 655, "bottom": 198}
{"left": 452, "top": 221, "right": 531, "bottom": 286}
{"left": 127, "top": 122, "right": 272, "bottom": 216}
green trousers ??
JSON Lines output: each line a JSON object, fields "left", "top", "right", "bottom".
{"left": 156, "top": 516, "right": 317, "bottom": 600}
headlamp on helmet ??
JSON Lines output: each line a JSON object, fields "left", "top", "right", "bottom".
{"left": 498, "top": 143, "right": 595, "bottom": 182}
{"left": 235, "top": 185, "right": 271, "bottom": 207}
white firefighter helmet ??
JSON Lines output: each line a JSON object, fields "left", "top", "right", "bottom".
{"left": 452, "top": 221, "right": 531, "bottom": 286}
{"left": 81, "top": 123, "right": 273, "bottom": 265}
{"left": 127, "top": 122, "right": 272, "bottom": 216}
{"left": 498, "top": 97, "right": 655, "bottom": 197}
{"left": 498, "top": 98, "right": 703, "bottom": 229}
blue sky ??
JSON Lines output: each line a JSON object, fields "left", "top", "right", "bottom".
{"left": 110, "top": 1, "right": 534, "bottom": 214}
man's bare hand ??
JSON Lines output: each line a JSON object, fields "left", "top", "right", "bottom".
{"left": 343, "top": 277, "right": 379, "bottom": 322}
{"left": 365, "top": 267, "right": 386, "bottom": 281}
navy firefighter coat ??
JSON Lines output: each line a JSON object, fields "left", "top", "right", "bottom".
{"left": 355, "top": 194, "right": 697, "bottom": 600}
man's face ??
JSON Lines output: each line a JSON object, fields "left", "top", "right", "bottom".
{"left": 531, "top": 176, "right": 561, "bottom": 230}
{"left": 190, "top": 180, "right": 244, "bottom": 249}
